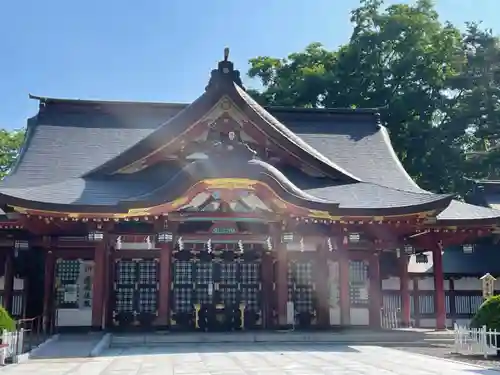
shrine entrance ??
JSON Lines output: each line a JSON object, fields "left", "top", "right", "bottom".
{"left": 287, "top": 260, "right": 317, "bottom": 328}
{"left": 170, "top": 243, "right": 262, "bottom": 331}
{"left": 112, "top": 259, "right": 159, "bottom": 328}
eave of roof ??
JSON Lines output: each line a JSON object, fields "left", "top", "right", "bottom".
{"left": 28, "top": 94, "right": 188, "bottom": 109}
{"left": 408, "top": 245, "right": 500, "bottom": 275}
{"left": 0, "top": 158, "right": 453, "bottom": 217}
{"left": 435, "top": 200, "right": 500, "bottom": 225}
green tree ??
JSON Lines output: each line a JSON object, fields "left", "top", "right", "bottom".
{"left": 0, "top": 129, "right": 24, "bottom": 179}
{"left": 450, "top": 24, "right": 500, "bottom": 180}
{"left": 247, "top": 0, "right": 475, "bottom": 196}
{"left": 0, "top": 306, "right": 15, "bottom": 332}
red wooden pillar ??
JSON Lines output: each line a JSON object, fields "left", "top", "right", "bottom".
{"left": 276, "top": 246, "right": 289, "bottom": 327}
{"left": 315, "top": 240, "right": 329, "bottom": 327}
{"left": 3, "top": 251, "right": 14, "bottom": 314}
{"left": 261, "top": 251, "right": 274, "bottom": 328}
{"left": 369, "top": 252, "right": 381, "bottom": 328}
{"left": 91, "top": 241, "right": 107, "bottom": 329}
{"left": 399, "top": 254, "right": 411, "bottom": 327}
{"left": 104, "top": 239, "right": 114, "bottom": 329}
{"left": 338, "top": 236, "right": 350, "bottom": 326}
{"left": 413, "top": 279, "right": 420, "bottom": 327}
{"left": 42, "top": 250, "right": 55, "bottom": 333}
{"left": 157, "top": 242, "right": 172, "bottom": 328}
{"left": 432, "top": 246, "right": 446, "bottom": 330}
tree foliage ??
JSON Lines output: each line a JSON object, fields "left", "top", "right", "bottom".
{"left": 0, "top": 305, "right": 15, "bottom": 332}
{"left": 248, "top": 0, "right": 500, "bottom": 196}
{"left": 470, "top": 295, "right": 500, "bottom": 331}
{"left": 0, "top": 129, "right": 24, "bottom": 179}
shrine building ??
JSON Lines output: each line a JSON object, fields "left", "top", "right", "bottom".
{"left": 0, "top": 50, "right": 499, "bottom": 332}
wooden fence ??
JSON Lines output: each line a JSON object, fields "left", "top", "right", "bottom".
{"left": 382, "top": 290, "right": 486, "bottom": 328}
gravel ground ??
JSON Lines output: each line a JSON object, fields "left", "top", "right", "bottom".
{"left": 390, "top": 343, "right": 500, "bottom": 369}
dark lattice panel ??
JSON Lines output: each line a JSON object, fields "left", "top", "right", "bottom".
{"left": 172, "top": 260, "right": 194, "bottom": 312}
{"left": 240, "top": 262, "right": 260, "bottom": 284}
{"left": 173, "top": 261, "right": 192, "bottom": 284}
{"left": 56, "top": 260, "right": 80, "bottom": 282}
{"left": 195, "top": 262, "right": 213, "bottom": 284}
{"left": 173, "top": 287, "right": 193, "bottom": 312}
{"left": 195, "top": 286, "right": 212, "bottom": 304}
{"left": 294, "top": 286, "right": 314, "bottom": 312}
{"left": 115, "top": 287, "right": 134, "bottom": 312}
{"left": 349, "top": 260, "right": 369, "bottom": 305}
{"left": 220, "top": 263, "right": 237, "bottom": 284}
{"left": 171, "top": 258, "right": 262, "bottom": 315}
{"left": 114, "top": 260, "right": 159, "bottom": 316}
{"left": 288, "top": 262, "right": 313, "bottom": 285}
{"left": 239, "top": 261, "right": 260, "bottom": 312}
{"left": 138, "top": 261, "right": 157, "bottom": 285}
{"left": 116, "top": 261, "right": 136, "bottom": 285}
{"left": 349, "top": 260, "right": 368, "bottom": 283}
{"left": 138, "top": 287, "right": 157, "bottom": 313}
{"left": 240, "top": 286, "right": 260, "bottom": 311}
{"left": 220, "top": 286, "right": 238, "bottom": 305}
{"left": 295, "top": 263, "right": 313, "bottom": 285}
{"left": 55, "top": 260, "right": 81, "bottom": 307}
{"left": 287, "top": 261, "right": 315, "bottom": 314}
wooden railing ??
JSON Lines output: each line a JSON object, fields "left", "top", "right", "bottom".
{"left": 16, "top": 316, "right": 45, "bottom": 353}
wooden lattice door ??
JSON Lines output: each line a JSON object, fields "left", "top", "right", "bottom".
{"left": 113, "top": 259, "right": 159, "bottom": 327}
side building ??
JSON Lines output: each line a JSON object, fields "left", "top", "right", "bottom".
{"left": 0, "top": 52, "right": 499, "bottom": 332}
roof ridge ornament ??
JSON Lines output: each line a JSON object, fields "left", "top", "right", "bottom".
{"left": 205, "top": 47, "right": 244, "bottom": 91}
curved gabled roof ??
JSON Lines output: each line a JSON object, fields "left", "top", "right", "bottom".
{"left": 0, "top": 155, "right": 452, "bottom": 217}
{"left": 86, "top": 58, "right": 359, "bottom": 182}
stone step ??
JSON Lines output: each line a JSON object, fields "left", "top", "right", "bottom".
{"left": 30, "top": 333, "right": 104, "bottom": 359}
{"left": 110, "top": 330, "right": 455, "bottom": 347}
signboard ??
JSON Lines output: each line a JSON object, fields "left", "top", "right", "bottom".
{"left": 208, "top": 221, "right": 239, "bottom": 235}
{"left": 212, "top": 227, "right": 236, "bottom": 234}
{"left": 63, "top": 284, "right": 78, "bottom": 303}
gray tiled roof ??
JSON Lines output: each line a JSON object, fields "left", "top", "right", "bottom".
{"left": 0, "top": 95, "right": 497, "bottom": 221}
{"left": 437, "top": 200, "right": 500, "bottom": 221}
{"left": 303, "top": 183, "right": 450, "bottom": 209}
{"left": 278, "top": 117, "right": 424, "bottom": 193}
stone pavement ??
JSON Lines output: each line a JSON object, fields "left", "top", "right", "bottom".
{"left": 2, "top": 344, "right": 500, "bottom": 374}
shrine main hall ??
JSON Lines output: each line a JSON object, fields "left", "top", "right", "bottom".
{"left": 0, "top": 51, "right": 498, "bottom": 332}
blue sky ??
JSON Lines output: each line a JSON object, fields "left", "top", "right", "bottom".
{"left": 0, "top": 0, "right": 498, "bottom": 130}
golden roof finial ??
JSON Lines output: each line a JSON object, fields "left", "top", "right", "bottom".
{"left": 224, "top": 47, "right": 230, "bottom": 62}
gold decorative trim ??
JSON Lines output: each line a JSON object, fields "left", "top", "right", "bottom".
{"left": 204, "top": 178, "right": 257, "bottom": 190}
{"left": 10, "top": 177, "right": 437, "bottom": 222}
